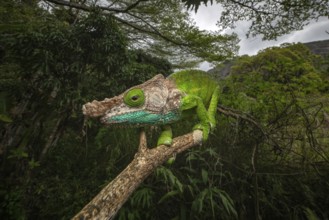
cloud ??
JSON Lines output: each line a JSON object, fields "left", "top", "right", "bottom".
{"left": 189, "top": 3, "right": 222, "bottom": 31}
{"left": 239, "top": 17, "right": 329, "bottom": 55}
{"left": 190, "top": 4, "right": 329, "bottom": 56}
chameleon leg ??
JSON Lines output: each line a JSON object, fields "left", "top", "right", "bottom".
{"left": 192, "top": 99, "right": 210, "bottom": 141}
{"left": 157, "top": 125, "right": 173, "bottom": 146}
{"left": 181, "top": 86, "right": 220, "bottom": 141}
{"left": 181, "top": 95, "right": 210, "bottom": 141}
{"left": 157, "top": 125, "right": 176, "bottom": 164}
{"left": 207, "top": 86, "right": 220, "bottom": 129}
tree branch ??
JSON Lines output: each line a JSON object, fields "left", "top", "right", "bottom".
{"left": 114, "top": 15, "right": 188, "bottom": 47}
{"left": 228, "top": 0, "right": 271, "bottom": 15}
{"left": 45, "top": 0, "right": 110, "bottom": 12}
{"left": 72, "top": 130, "right": 203, "bottom": 220}
{"left": 217, "top": 104, "right": 265, "bottom": 133}
{"left": 44, "top": 0, "right": 187, "bottom": 46}
{"left": 45, "top": 0, "right": 143, "bottom": 13}
{"left": 217, "top": 104, "right": 283, "bottom": 152}
{"left": 123, "top": 0, "right": 148, "bottom": 13}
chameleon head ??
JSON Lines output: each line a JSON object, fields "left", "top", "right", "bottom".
{"left": 82, "top": 74, "right": 182, "bottom": 126}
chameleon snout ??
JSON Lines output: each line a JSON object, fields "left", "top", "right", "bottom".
{"left": 82, "top": 96, "right": 124, "bottom": 118}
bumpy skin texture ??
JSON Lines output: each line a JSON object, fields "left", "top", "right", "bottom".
{"left": 82, "top": 69, "right": 219, "bottom": 145}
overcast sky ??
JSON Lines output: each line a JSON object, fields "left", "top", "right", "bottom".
{"left": 190, "top": 3, "right": 329, "bottom": 69}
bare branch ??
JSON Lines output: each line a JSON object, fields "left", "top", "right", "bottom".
{"left": 72, "top": 130, "right": 203, "bottom": 220}
{"left": 45, "top": 0, "right": 113, "bottom": 12}
{"left": 217, "top": 104, "right": 265, "bottom": 134}
{"left": 228, "top": 0, "right": 271, "bottom": 15}
{"left": 123, "top": 0, "right": 148, "bottom": 12}
{"left": 217, "top": 104, "right": 282, "bottom": 152}
{"left": 45, "top": 0, "right": 144, "bottom": 13}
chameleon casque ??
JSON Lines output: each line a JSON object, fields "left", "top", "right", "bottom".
{"left": 82, "top": 69, "right": 220, "bottom": 146}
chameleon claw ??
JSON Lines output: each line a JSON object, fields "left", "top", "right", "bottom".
{"left": 193, "top": 123, "right": 210, "bottom": 141}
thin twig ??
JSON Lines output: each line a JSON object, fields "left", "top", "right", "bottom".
{"left": 138, "top": 128, "right": 147, "bottom": 153}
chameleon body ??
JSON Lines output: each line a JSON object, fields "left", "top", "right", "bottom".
{"left": 82, "top": 69, "right": 219, "bottom": 146}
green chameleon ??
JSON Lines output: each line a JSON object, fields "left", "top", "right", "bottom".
{"left": 82, "top": 69, "right": 219, "bottom": 146}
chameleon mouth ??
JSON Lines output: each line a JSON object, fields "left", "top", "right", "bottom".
{"left": 100, "top": 115, "right": 123, "bottom": 124}
{"left": 100, "top": 110, "right": 181, "bottom": 127}
{"left": 100, "top": 109, "right": 143, "bottom": 124}
{"left": 100, "top": 116, "right": 145, "bottom": 128}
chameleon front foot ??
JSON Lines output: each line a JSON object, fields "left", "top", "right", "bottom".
{"left": 156, "top": 125, "right": 176, "bottom": 164}
{"left": 193, "top": 123, "right": 210, "bottom": 141}
{"left": 157, "top": 125, "right": 173, "bottom": 146}
{"left": 157, "top": 136, "right": 173, "bottom": 146}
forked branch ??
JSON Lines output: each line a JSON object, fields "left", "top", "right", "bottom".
{"left": 72, "top": 130, "right": 203, "bottom": 220}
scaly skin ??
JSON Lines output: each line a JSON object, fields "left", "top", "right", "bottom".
{"left": 82, "top": 69, "right": 219, "bottom": 146}
{"left": 168, "top": 70, "right": 219, "bottom": 143}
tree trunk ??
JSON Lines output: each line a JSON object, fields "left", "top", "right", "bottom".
{"left": 72, "top": 130, "right": 203, "bottom": 220}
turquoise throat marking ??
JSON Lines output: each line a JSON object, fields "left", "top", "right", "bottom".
{"left": 109, "top": 111, "right": 181, "bottom": 125}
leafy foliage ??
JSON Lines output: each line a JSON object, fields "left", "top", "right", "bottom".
{"left": 182, "top": 0, "right": 329, "bottom": 40}
{"left": 42, "top": 0, "right": 239, "bottom": 67}
{"left": 214, "top": 43, "right": 329, "bottom": 219}
{"left": 0, "top": 1, "right": 172, "bottom": 219}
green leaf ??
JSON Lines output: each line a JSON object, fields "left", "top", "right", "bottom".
{"left": 192, "top": 189, "right": 209, "bottom": 213}
{"left": 158, "top": 190, "right": 179, "bottom": 204}
{"left": 215, "top": 189, "right": 237, "bottom": 217}
{"left": 0, "top": 114, "right": 13, "bottom": 123}
{"left": 28, "top": 159, "right": 40, "bottom": 169}
{"left": 130, "top": 188, "right": 154, "bottom": 208}
{"left": 8, "top": 149, "right": 28, "bottom": 159}
{"left": 304, "top": 207, "right": 319, "bottom": 220}
{"left": 201, "top": 169, "right": 208, "bottom": 184}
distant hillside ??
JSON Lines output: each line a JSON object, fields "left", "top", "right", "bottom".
{"left": 208, "top": 39, "right": 329, "bottom": 76}
{"left": 303, "top": 39, "right": 329, "bottom": 57}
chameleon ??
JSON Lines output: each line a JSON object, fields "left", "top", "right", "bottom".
{"left": 82, "top": 69, "right": 220, "bottom": 146}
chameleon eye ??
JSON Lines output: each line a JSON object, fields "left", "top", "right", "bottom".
{"left": 124, "top": 88, "right": 145, "bottom": 107}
